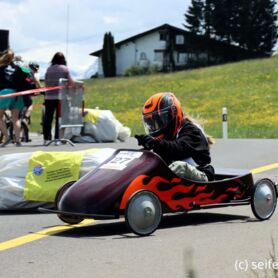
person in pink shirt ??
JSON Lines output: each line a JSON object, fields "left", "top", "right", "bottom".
{"left": 43, "top": 52, "right": 74, "bottom": 145}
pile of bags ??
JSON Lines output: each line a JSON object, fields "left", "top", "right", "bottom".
{"left": 65, "top": 109, "right": 131, "bottom": 143}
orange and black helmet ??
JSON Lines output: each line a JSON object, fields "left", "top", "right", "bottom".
{"left": 142, "top": 92, "right": 184, "bottom": 140}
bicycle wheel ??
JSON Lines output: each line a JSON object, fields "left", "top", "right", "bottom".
{"left": 20, "top": 120, "right": 30, "bottom": 142}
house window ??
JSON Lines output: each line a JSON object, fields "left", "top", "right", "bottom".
{"left": 140, "top": 52, "right": 147, "bottom": 60}
{"left": 154, "top": 51, "right": 164, "bottom": 62}
{"left": 176, "top": 35, "right": 184, "bottom": 45}
{"left": 177, "top": 52, "right": 188, "bottom": 64}
{"left": 159, "top": 31, "right": 167, "bottom": 41}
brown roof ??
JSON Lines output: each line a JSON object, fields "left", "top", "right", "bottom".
{"left": 90, "top": 24, "right": 188, "bottom": 56}
{"left": 89, "top": 23, "right": 261, "bottom": 58}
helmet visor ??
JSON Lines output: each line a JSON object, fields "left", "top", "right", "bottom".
{"left": 143, "top": 108, "right": 172, "bottom": 135}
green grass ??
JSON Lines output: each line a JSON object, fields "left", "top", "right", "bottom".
{"left": 31, "top": 56, "right": 278, "bottom": 138}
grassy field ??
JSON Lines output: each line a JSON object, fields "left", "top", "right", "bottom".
{"left": 31, "top": 56, "right": 278, "bottom": 138}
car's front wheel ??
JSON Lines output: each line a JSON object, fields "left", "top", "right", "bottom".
{"left": 125, "top": 190, "right": 162, "bottom": 236}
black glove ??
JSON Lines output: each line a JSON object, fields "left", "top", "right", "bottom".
{"left": 135, "top": 134, "right": 156, "bottom": 150}
{"left": 135, "top": 134, "right": 144, "bottom": 146}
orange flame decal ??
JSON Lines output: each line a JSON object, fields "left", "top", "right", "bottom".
{"left": 195, "top": 185, "right": 207, "bottom": 194}
{"left": 120, "top": 174, "right": 246, "bottom": 212}
{"left": 120, "top": 175, "right": 195, "bottom": 210}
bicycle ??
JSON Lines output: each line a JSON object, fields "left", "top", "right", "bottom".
{"left": 0, "top": 108, "right": 30, "bottom": 143}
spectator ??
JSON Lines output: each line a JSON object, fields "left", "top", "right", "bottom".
{"left": 0, "top": 49, "right": 32, "bottom": 147}
{"left": 43, "top": 52, "right": 74, "bottom": 145}
{"left": 13, "top": 55, "right": 24, "bottom": 67}
{"left": 28, "top": 61, "right": 42, "bottom": 88}
{"left": 21, "top": 61, "right": 42, "bottom": 125}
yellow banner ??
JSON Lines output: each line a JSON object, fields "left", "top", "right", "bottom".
{"left": 24, "top": 151, "right": 84, "bottom": 202}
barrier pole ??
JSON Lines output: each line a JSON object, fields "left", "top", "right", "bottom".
{"left": 222, "top": 107, "right": 228, "bottom": 139}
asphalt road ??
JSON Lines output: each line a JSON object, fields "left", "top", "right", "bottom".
{"left": 1, "top": 135, "right": 278, "bottom": 278}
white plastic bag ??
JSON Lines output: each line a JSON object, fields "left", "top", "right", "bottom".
{"left": 83, "top": 109, "right": 131, "bottom": 142}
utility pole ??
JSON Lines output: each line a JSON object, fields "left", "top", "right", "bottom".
{"left": 66, "top": 4, "right": 70, "bottom": 62}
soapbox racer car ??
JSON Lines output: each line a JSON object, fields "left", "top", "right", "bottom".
{"left": 40, "top": 149, "right": 277, "bottom": 236}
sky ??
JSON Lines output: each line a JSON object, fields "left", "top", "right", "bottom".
{"left": 0, "top": 0, "right": 190, "bottom": 78}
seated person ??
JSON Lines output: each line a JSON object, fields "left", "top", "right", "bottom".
{"left": 135, "top": 92, "right": 215, "bottom": 181}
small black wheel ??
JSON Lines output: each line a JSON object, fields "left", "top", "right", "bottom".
{"left": 55, "top": 181, "right": 84, "bottom": 225}
{"left": 251, "top": 179, "right": 277, "bottom": 220}
{"left": 58, "top": 214, "right": 84, "bottom": 225}
{"left": 125, "top": 191, "right": 162, "bottom": 236}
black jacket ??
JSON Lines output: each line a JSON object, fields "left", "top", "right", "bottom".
{"left": 0, "top": 63, "right": 35, "bottom": 91}
{"left": 153, "top": 119, "right": 214, "bottom": 180}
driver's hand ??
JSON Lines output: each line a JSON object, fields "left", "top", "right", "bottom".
{"left": 135, "top": 134, "right": 156, "bottom": 150}
{"left": 135, "top": 134, "right": 144, "bottom": 146}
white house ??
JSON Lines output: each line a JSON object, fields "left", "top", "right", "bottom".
{"left": 90, "top": 24, "right": 255, "bottom": 77}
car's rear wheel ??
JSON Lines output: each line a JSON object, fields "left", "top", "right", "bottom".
{"left": 125, "top": 191, "right": 162, "bottom": 236}
{"left": 251, "top": 179, "right": 277, "bottom": 220}
{"left": 55, "top": 181, "right": 84, "bottom": 225}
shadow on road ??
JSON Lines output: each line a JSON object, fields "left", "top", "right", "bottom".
{"left": 48, "top": 211, "right": 252, "bottom": 239}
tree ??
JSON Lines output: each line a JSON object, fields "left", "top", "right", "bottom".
{"left": 203, "top": 0, "right": 214, "bottom": 38}
{"left": 235, "top": 0, "right": 278, "bottom": 53}
{"left": 102, "top": 32, "right": 116, "bottom": 77}
{"left": 184, "top": 0, "right": 278, "bottom": 54}
{"left": 209, "top": 0, "right": 237, "bottom": 43}
{"left": 184, "top": 0, "right": 204, "bottom": 35}
{"left": 261, "top": 0, "right": 278, "bottom": 53}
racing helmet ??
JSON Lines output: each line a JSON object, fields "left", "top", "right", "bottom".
{"left": 28, "top": 61, "right": 39, "bottom": 72}
{"left": 142, "top": 92, "right": 184, "bottom": 140}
